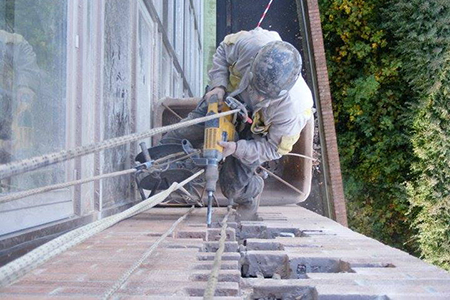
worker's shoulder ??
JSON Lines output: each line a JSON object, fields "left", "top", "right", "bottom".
{"left": 223, "top": 31, "right": 250, "bottom": 45}
{"left": 290, "top": 76, "right": 313, "bottom": 104}
{"left": 223, "top": 27, "right": 281, "bottom": 45}
{"left": 274, "top": 77, "right": 313, "bottom": 120}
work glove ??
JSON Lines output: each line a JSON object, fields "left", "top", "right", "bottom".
{"left": 205, "top": 86, "right": 226, "bottom": 110}
{"left": 218, "top": 141, "right": 236, "bottom": 159}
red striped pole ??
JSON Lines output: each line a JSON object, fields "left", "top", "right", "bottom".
{"left": 257, "top": 0, "right": 275, "bottom": 28}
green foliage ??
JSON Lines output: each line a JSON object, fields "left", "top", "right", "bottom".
{"left": 385, "top": 0, "right": 450, "bottom": 270}
{"left": 319, "top": 0, "right": 415, "bottom": 251}
{"left": 1, "top": 0, "right": 67, "bottom": 73}
{"left": 320, "top": 0, "right": 450, "bottom": 270}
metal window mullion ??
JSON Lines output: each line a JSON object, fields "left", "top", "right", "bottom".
{"left": 130, "top": 0, "right": 138, "bottom": 203}
{"left": 94, "top": 0, "right": 106, "bottom": 212}
{"left": 142, "top": 0, "right": 192, "bottom": 97}
{"left": 66, "top": 0, "right": 81, "bottom": 215}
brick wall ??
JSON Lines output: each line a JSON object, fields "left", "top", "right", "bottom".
{"left": 2, "top": 206, "right": 449, "bottom": 298}
{"left": 305, "top": 0, "right": 348, "bottom": 226}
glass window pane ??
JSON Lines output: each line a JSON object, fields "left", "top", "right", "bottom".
{"left": 174, "top": 0, "right": 184, "bottom": 66}
{"left": 160, "top": 45, "right": 172, "bottom": 97}
{"left": 137, "top": 6, "right": 154, "bottom": 147}
{"left": 153, "top": 0, "right": 163, "bottom": 20}
{"left": 173, "top": 67, "right": 183, "bottom": 98}
{"left": 0, "top": 0, "right": 71, "bottom": 234}
{"left": 163, "top": 0, "right": 173, "bottom": 47}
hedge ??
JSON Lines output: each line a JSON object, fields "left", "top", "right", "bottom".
{"left": 319, "top": 0, "right": 450, "bottom": 270}
{"left": 386, "top": 0, "right": 450, "bottom": 270}
{"left": 319, "top": 0, "right": 415, "bottom": 252}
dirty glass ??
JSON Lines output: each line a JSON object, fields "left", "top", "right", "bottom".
{"left": 185, "top": 6, "right": 199, "bottom": 95}
{"left": 162, "top": 0, "right": 173, "bottom": 47}
{"left": 137, "top": 5, "right": 154, "bottom": 147}
{"left": 153, "top": 0, "right": 163, "bottom": 20}
{"left": 0, "top": 0, "right": 72, "bottom": 235}
{"left": 173, "top": 68, "right": 183, "bottom": 98}
{"left": 174, "top": 0, "right": 184, "bottom": 66}
{"left": 160, "top": 45, "right": 172, "bottom": 98}
{"left": 184, "top": 4, "right": 193, "bottom": 87}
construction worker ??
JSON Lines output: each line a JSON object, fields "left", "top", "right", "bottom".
{"left": 162, "top": 27, "right": 313, "bottom": 220}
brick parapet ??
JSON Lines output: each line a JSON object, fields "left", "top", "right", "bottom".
{"left": 2, "top": 207, "right": 449, "bottom": 299}
{"left": 305, "top": 0, "right": 348, "bottom": 226}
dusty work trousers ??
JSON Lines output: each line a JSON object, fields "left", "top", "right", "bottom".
{"left": 160, "top": 98, "right": 264, "bottom": 205}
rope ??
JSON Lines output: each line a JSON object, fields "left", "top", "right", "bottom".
{"left": 0, "top": 109, "right": 238, "bottom": 180}
{"left": 257, "top": 0, "right": 275, "bottom": 28}
{"left": 203, "top": 207, "right": 232, "bottom": 300}
{"left": 153, "top": 151, "right": 200, "bottom": 169}
{"left": 284, "top": 152, "right": 317, "bottom": 161}
{"left": 259, "top": 166, "right": 305, "bottom": 195}
{"left": 162, "top": 103, "right": 183, "bottom": 120}
{"left": 0, "top": 170, "right": 203, "bottom": 288}
{"left": 102, "top": 206, "right": 195, "bottom": 299}
{"left": 0, "top": 169, "right": 134, "bottom": 205}
{"left": 0, "top": 151, "right": 200, "bottom": 205}
{"left": 151, "top": 151, "right": 185, "bottom": 164}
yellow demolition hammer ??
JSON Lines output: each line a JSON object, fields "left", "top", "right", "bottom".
{"left": 197, "top": 94, "right": 252, "bottom": 226}
{"left": 202, "top": 94, "right": 236, "bottom": 226}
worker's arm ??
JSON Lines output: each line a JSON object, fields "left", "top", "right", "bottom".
{"left": 208, "top": 41, "right": 232, "bottom": 89}
{"left": 232, "top": 109, "right": 311, "bottom": 165}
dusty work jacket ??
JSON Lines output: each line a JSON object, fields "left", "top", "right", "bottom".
{"left": 208, "top": 27, "right": 313, "bottom": 166}
{"left": 0, "top": 30, "right": 40, "bottom": 93}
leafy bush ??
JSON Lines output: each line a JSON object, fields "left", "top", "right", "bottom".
{"left": 318, "top": 0, "right": 415, "bottom": 252}
{"left": 319, "top": 0, "right": 450, "bottom": 270}
{"left": 385, "top": 0, "right": 450, "bottom": 270}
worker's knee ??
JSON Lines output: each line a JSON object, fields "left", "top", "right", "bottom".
{"left": 219, "top": 157, "right": 263, "bottom": 203}
{"left": 222, "top": 174, "right": 264, "bottom": 204}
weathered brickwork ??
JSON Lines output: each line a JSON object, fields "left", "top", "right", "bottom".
{"left": 306, "top": 0, "right": 348, "bottom": 226}
{"left": 1, "top": 206, "right": 449, "bottom": 299}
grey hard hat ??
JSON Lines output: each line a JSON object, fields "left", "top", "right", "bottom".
{"left": 250, "top": 41, "right": 302, "bottom": 98}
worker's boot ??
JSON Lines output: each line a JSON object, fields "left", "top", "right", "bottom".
{"left": 236, "top": 193, "right": 261, "bottom": 221}
{"left": 235, "top": 175, "right": 264, "bottom": 221}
